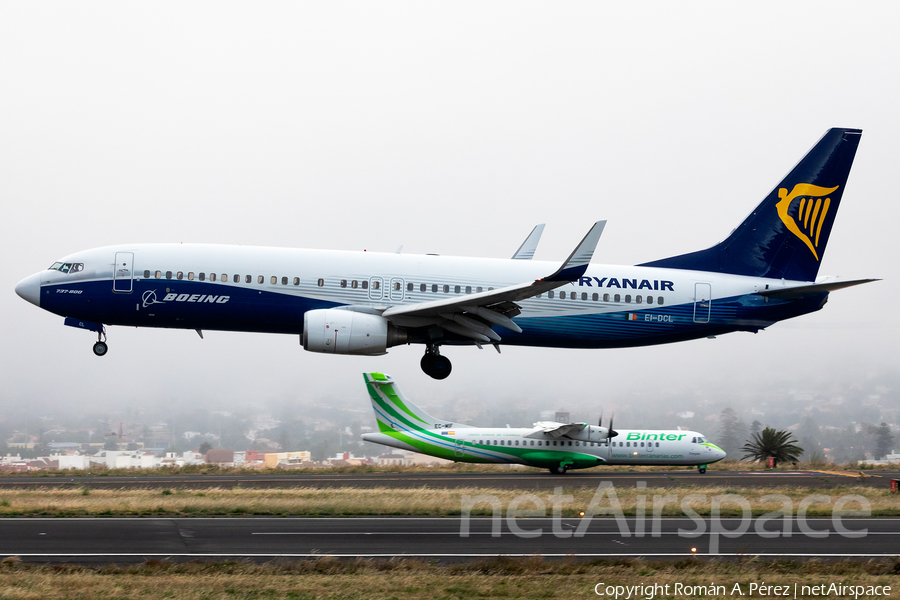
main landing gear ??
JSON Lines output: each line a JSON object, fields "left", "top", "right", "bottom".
{"left": 92, "top": 328, "right": 108, "bottom": 357}
{"left": 420, "top": 346, "right": 452, "bottom": 380}
{"left": 549, "top": 465, "right": 568, "bottom": 475}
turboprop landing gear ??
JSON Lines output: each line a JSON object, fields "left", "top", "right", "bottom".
{"left": 549, "top": 465, "right": 568, "bottom": 475}
{"left": 698, "top": 465, "right": 707, "bottom": 474}
{"left": 420, "top": 346, "right": 451, "bottom": 380}
{"left": 92, "top": 328, "right": 108, "bottom": 357}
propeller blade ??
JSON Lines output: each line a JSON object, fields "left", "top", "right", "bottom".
{"left": 608, "top": 414, "right": 618, "bottom": 438}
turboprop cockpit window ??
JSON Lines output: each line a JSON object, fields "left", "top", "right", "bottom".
{"left": 48, "top": 262, "right": 84, "bottom": 274}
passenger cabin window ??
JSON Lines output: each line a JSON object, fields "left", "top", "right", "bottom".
{"left": 294, "top": 277, "right": 300, "bottom": 286}
{"left": 210, "top": 273, "right": 216, "bottom": 282}
{"left": 317, "top": 279, "right": 324, "bottom": 287}
{"left": 351, "top": 280, "right": 357, "bottom": 288}
{"left": 234, "top": 274, "right": 241, "bottom": 283}
{"left": 647, "top": 296, "right": 653, "bottom": 305}
{"left": 407, "top": 283, "right": 414, "bottom": 292}
{"left": 603, "top": 293, "right": 610, "bottom": 302}
{"left": 188, "top": 272, "right": 195, "bottom": 281}
{"left": 624, "top": 294, "right": 631, "bottom": 303}
{"left": 221, "top": 274, "right": 226, "bottom": 282}
{"left": 199, "top": 273, "right": 206, "bottom": 281}
{"left": 362, "top": 281, "right": 368, "bottom": 290}
{"left": 394, "top": 282, "right": 401, "bottom": 291}
{"left": 636, "top": 295, "right": 642, "bottom": 303}
{"left": 477, "top": 286, "right": 483, "bottom": 293}
{"left": 373, "top": 280, "right": 380, "bottom": 290}
{"left": 166, "top": 271, "right": 172, "bottom": 279}
{"left": 340, "top": 280, "right": 347, "bottom": 288}
{"left": 432, "top": 284, "right": 438, "bottom": 293}
{"left": 155, "top": 270, "right": 161, "bottom": 279}
{"left": 454, "top": 285, "right": 460, "bottom": 293}
{"left": 548, "top": 291, "right": 555, "bottom": 299}
{"left": 143, "top": 270, "right": 150, "bottom": 278}
{"left": 257, "top": 275, "right": 264, "bottom": 284}
{"left": 560, "top": 291, "right": 566, "bottom": 299}
{"left": 658, "top": 296, "right": 664, "bottom": 305}
{"left": 466, "top": 286, "right": 471, "bottom": 294}
{"left": 177, "top": 272, "right": 184, "bottom": 280}
{"left": 270, "top": 276, "right": 277, "bottom": 285}
{"left": 282, "top": 277, "right": 288, "bottom": 285}
{"left": 614, "top": 294, "right": 620, "bottom": 302}
{"left": 245, "top": 275, "right": 252, "bottom": 284}
{"left": 592, "top": 293, "right": 599, "bottom": 301}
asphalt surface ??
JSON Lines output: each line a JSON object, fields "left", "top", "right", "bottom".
{"left": 1, "top": 517, "right": 896, "bottom": 564}
{"left": 0, "top": 470, "right": 895, "bottom": 490}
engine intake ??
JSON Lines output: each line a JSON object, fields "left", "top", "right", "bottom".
{"left": 303, "top": 309, "right": 407, "bottom": 355}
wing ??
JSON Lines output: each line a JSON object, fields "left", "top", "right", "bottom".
{"left": 511, "top": 224, "right": 545, "bottom": 260}
{"left": 524, "top": 421, "right": 588, "bottom": 439}
{"left": 381, "top": 221, "right": 606, "bottom": 343}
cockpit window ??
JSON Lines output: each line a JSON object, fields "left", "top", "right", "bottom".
{"left": 48, "top": 262, "right": 84, "bottom": 274}
{"left": 697, "top": 436, "right": 705, "bottom": 443}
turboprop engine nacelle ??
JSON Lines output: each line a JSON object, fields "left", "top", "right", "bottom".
{"left": 303, "top": 309, "right": 407, "bottom": 356}
{"left": 565, "top": 424, "right": 613, "bottom": 442}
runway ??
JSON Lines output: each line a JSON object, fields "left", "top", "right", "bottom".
{"left": 0, "top": 470, "right": 892, "bottom": 491}
{"left": 1, "top": 517, "right": 897, "bottom": 564}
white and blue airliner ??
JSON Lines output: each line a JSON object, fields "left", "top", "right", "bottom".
{"left": 15, "top": 128, "right": 875, "bottom": 379}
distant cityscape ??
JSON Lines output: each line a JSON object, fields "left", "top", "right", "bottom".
{"left": 1, "top": 372, "right": 896, "bottom": 471}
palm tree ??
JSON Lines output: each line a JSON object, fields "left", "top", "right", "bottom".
{"left": 741, "top": 427, "right": 803, "bottom": 464}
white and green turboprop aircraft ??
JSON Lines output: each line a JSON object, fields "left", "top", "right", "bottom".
{"left": 361, "top": 372, "right": 726, "bottom": 474}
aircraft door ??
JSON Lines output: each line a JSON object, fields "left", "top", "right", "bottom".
{"left": 368, "top": 277, "right": 383, "bottom": 301}
{"left": 693, "top": 282, "right": 711, "bottom": 323}
{"left": 389, "top": 278, "right": 404, "bottom": 302}
{"left": 113, "top": 252, "right": 134, "bottom": 293}
{"left": 454, "top": 439, "right": 465, "bottom": 458}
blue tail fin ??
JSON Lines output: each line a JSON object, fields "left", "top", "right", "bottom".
{"left": 640, "top": 128, "right": 862, "bottom": 282}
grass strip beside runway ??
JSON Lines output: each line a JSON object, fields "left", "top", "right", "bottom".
{"left": 0, "top": 556, "right": 899, "bottom": 600}
{"left": 0, "top": 484, "right": 895, "bottom": 517}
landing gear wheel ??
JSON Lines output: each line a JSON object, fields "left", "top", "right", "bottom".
{"left": 698, "top": 466, "right": 707, "bottom": 474}
{"left": 421, "top": 350, "right": 452, "bottom": 380}
{"left": 549, "top": 465, "right": 568, "bottom": 475}
{"left": 93, "top": 341, "right": 108, "bottom": 357}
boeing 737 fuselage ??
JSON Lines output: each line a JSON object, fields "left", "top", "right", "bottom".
{"left": 361, "top": 372, "right": 726, "bottom": 474}
{"left": 15, "top": 129, "right": 875, "bottom": 378}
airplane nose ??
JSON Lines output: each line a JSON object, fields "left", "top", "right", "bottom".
{"left": 15, "top": 273, "right": 42, "bottom": 307}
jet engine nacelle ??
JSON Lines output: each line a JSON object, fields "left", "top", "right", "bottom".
{"left": 302, "top": 309, "right": 407, "bottom": 356}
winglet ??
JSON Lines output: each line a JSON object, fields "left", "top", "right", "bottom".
{"left": 543, "top": 221, "right": 605, "bottom": 282}
{"left": 511, "top": 224, "right": 545, "bottom": 260}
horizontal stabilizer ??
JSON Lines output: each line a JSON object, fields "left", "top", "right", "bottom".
{"left": 758, "top": 278, "right": 879, "bottom": 299}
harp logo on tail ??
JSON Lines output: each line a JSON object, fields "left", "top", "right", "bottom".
{"left": 775, "top": 183, "right": 839, "bottom": 260}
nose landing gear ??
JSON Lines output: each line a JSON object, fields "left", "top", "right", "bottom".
{"left": 92, "top": 327, "right": 108, "bottom": 357}
{"left": 420, "top": 346, "right": 451, "bottom": 380}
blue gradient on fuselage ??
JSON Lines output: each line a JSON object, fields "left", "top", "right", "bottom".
{"left": 40, "top": 275, "right": 828, "bottom": 348}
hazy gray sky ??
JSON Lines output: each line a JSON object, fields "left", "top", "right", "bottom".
{"left": 1, "top": 2, "right": 897, "bottom": 422}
